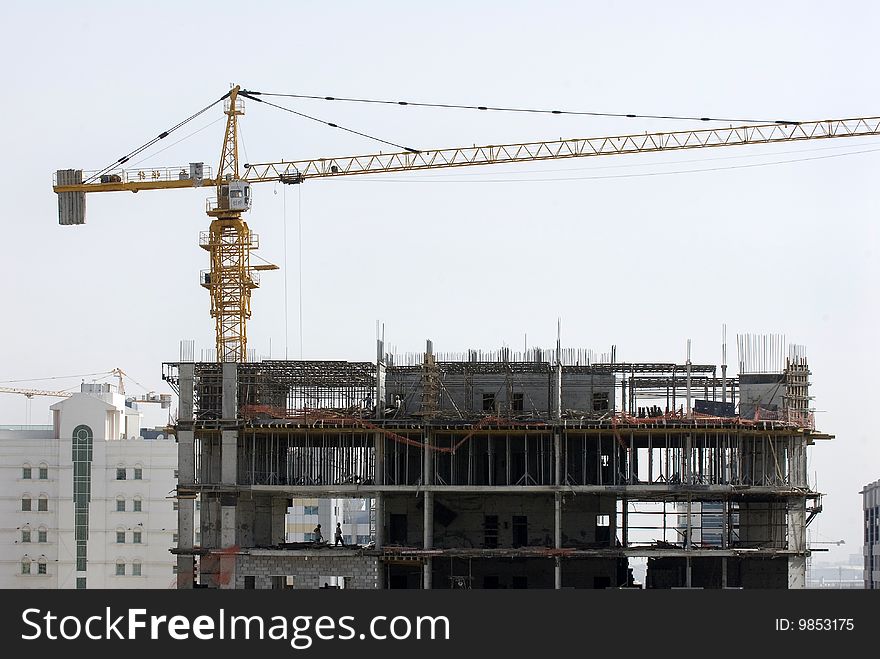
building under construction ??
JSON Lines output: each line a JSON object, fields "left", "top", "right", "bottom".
{"left": 165, "top": 335, "right": 830, "bottom": 589}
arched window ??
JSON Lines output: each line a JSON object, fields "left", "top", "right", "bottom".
{"left": 132, "top": 560, "right": 142, "bottom": 577}
{"left": 37, "top": 526, "right": 47, "bottom": 543}
{"left": 116, "top": 465, "right": 127, "bottom": 481}
{"left": 116, "top": 496, "right": 126, "bottom": 512}
{"left": 22, "top": 463, "right": 32, "bottom": 479}
{"left": 20, "top": 525, "right": 31, "bottom": 544}
{"left": 21, "top": 494, "right": 31, "bottom": 511}
{"left": 115, "top": 560, "right": 125, "bottom": 576}
{"left": 37, "top": 557, "right": 47, "bottom": 575}
{"left": 116, "top": 528, "right": 126, "bottom": 544}
{"left": 38, "top": 462, "right": 48, "bottom": 480}
{"left": 132, "top": 496, "right": 143, "bottom": 512}
{"left": 21, "top": 557, "right": 31, "bottom": 575}
{"left": 37, "top": 495, "right": 48, "bottom": 512}
{"left": 133, "top": 464, "right": 143, "bottom": 480}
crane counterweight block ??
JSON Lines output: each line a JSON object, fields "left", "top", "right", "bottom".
{"left": 56, "top": 169, "right": 86, "bottom": 225}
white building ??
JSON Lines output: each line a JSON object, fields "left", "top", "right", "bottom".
{"left": 0, "top": 383, "right": 191, "bottom": 589}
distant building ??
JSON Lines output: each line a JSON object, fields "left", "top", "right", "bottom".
{"left": 0, "top": 383, "right": 194, "bottom": 588}
{"left": 863, "top": 479, "right": 880, "bottom": 589}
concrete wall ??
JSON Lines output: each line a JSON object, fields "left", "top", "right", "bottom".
{"left": 386, "top": 370, "right": 615, "bottom": 416}
{"left": 234, "top": 551, "right": 379, "bottom": 589}
{"left": 739, "top": 373, "right": 785, "bottom": 418}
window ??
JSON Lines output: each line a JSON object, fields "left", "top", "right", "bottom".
{"left": 115, "top": 561, "right": 125, "bottom": 576}
{"left": 21, "top": 529, "right": 31, "bottom": 543}
{"left": 37, "top": 559, "right": 47, "bottom": 575}
{"left": 304, "top": 533, "right": 315, "bottom": 542}
{"left": 173, "top": 501, "right": 179, "bottom": 511}
{"left": 38, "top": 496, "right": 48, "bottom": 512}
{"left": 303, "top": 505, "right": 320, "bottom": 516}
{"left": 76, "top": 577, "right": 86, "bottom": 590}
{"left": 243, "top": 576, "right": 256, "bottom": 589}
{"left": 173, "top": 469, "right": 179, "bottom": 479}
{"left": 133, "top": 468, "right": 142, "bottom": 480}
{"left": 38, "top": 464, "right": 48, "bottom": 480}
{"left": 116, "top": 468, "right": 126, "bottom": 480}
{"left": 21, "top": 496, "right": 31, "bottom": 511}
{"left": 511, "top": 392, "right": 524, "bottom": 412}
{"left": 133, "top": 530, "right": 142, "bottom": 544}
{"left": 172, "top": 565, "right": 178, "bottom": 574}
{"left": 132, "top": 562, "right": 142, "bottom": 577}
{"left": 356, "top": 535, "right": 371, "bottom": 544}
{"left": 116, "top": 497, "right": 125, "bottom": 512}
{"left": 592, "top": 392, "right": 610, "bottom": 412}
{"left": 133, "top": 498, "right": 142, "bottom": 512}
{"left": 21, "top": 558, "right": 31, "bottom": 575}
{"left": 172, "top": 532, "right": 179, "bottom": 544}
{"left": 116, "top": 531, "right": 126, "bottom": 544}
{"left": 484, "top": 515, "right": 499, "bottom": 548}
{"left": 482, "top": 392, "right": 496, "bottom": 412}
{"left": 195, "top": 531, "right": 201, "bottom": 544}
{"left": 22, "top": 465, "right": 32, "bottom": 479}
{"left": 195, "top": 500, "right": 201, "bottom": 511}
{"left": 37, "top": 528, "right": 47, "bottom": 543}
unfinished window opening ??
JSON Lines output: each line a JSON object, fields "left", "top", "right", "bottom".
{"left": 243, "top": 576, "right": 256, "bottom": 589}
{"left": 271, "top": 575, "right": 295, "bottom": 590}
{"left": 319, "top": 576, "right": 350, "bottom": 589}
{"left": 592, "top": 392, "right": 609, "bottom": 412}
{"left": 511, "top": 392, "right": 524, "bottom": 412}
{"left": 512, "top": 515, "right": 528, "bottom": 548}
{"left": 482, "top": 393, "right": 496, "bottom": 412}
{"left": 596, "top": 513, "right": 611, "bottom": 544}
{"left": 484, "top": 515, "right": 499, "bottom": 548}
{"left": 390, "top": 514, "right": 408, "bottom": 545}
{"left": 511, "top": 575, "right": 528, "bottom": 589}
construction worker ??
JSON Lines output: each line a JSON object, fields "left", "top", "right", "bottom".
{"left": 313, "top": 524, "right": 323, "bottom": 543}
{"left": 335, "top": 522, "right": 345, "bottom": 547}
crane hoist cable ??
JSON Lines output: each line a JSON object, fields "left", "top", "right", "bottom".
{"left": 242, "top": 89, "right": 799, "bottom": 125}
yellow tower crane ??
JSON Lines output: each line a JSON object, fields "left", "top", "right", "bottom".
{"left": 52, "top": 85, "right": 880, "bottom": 362}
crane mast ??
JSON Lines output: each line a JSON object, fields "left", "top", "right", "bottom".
{"left": 52, "top": 87, "right": 880, "bottom": 363}
{"left": 201, "top": 85, "right": 262, "bottom": 363}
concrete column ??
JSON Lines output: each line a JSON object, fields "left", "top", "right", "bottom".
{"left": 220, "top": 494, "right": 237, "bottom": 590}
{"left": 686, "top": 557, "right": 692, "bottom": 588}
{"left": 176, "top": 498, "right": 195, "bottom": 589}
{"left": 221, "top": 430, "right": 237, "bottom": 486}
{"left": 721, "top": 557, "right": 728, "bottom": 588}
{"left": 271, "top": 497, "right": 288, "bottom": 545}
{"left": 221, "top": 500, "right": 237, "bottom": 547}
{"left": 179, "top": 363, "right": 195, "bottom": 422}
{"left": 178, "top": 430, "right": 195, "bottom": 484}
{"left": 788, "top": 497, "right": 807, "bottom": 589}
{"left": 374, "top": 339, "right": 387, "bottom": 588}
{"left": 423, "top": 491, "right": 434, "bottom": 589}
{"left": 423, "top": 430, "right": 433, "bottom": 589}
{"left": 554, "top": 492, "right": 562, "bottom": 589}
{"left": 221, "top": 362, "right": 237, "bottom": 420}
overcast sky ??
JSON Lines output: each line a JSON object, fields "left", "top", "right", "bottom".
{"left": 1, "top": 0, "right": 878, "bottom": 561}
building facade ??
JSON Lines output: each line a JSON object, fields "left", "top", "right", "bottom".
{"left": 0, "top": 383, "right": 190, "bottom": 589}
{"left": 167, "top": 340, "right": 828, "bottom": 589}
{"left": 863, "top": 479, "right": 880, "bottom": 589}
